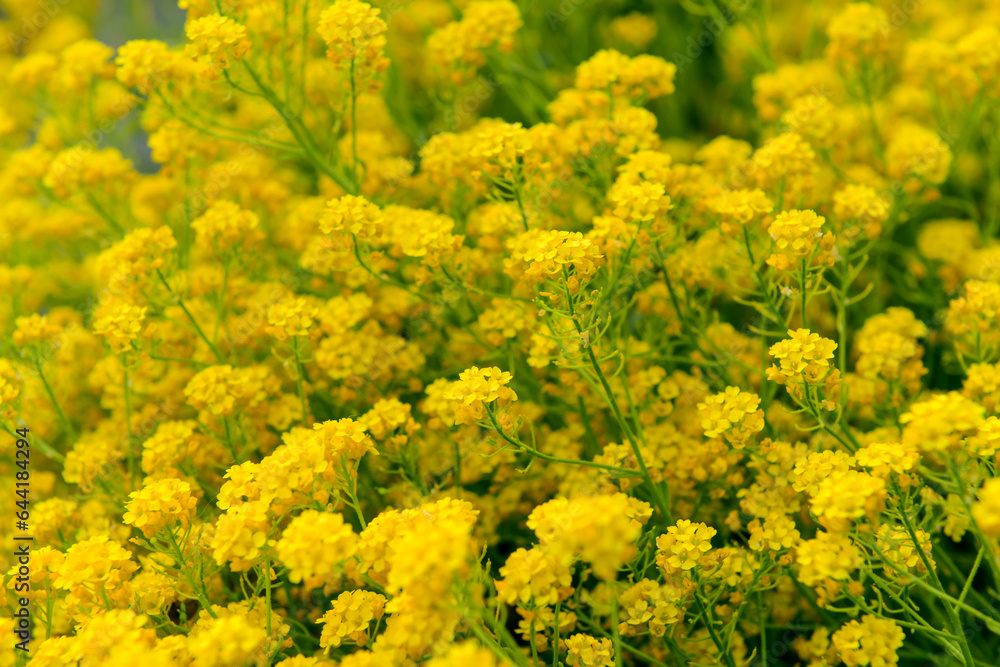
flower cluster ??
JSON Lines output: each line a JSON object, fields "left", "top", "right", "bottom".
{"left": 5, "top": 1, "right": 1000, "bottom": 665}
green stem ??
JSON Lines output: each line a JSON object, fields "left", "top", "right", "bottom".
{"left": 213, "top": 259, "right": 230, "bottom": 346}
{"left": 692, "top": 588, "right": 737, "bottom": 667}
{"left": 1, "top": 423, "right": 63, "bottom": 462}
{"left": 486, "top": 410, "right": 640, "bottom": 477}
{"left": 165, "top": 527, "right": 217, "bottom": 618}
{"left": 123, "top": 356, "right": 134, "bottom": 488}
{"left": 349, "top": 49, "right": 359, "bottom": 185}
{"left": 156, "top": 269, "right": 224, "bottom": 363}
{"left": 561, "top": 272, "right": 671, "bottom": 522}
{"left": 800, "top": 259, "right": 808, "bottom": 327}
{"left": 264, "top": 557, "right": 272, "bottom": 637}
{"left": 742, "top": 224, "right": 784, "bottom": 328}
{"left": 610, "top": 585, "right": 624, "bottom": 667}
{"left": 758, "top": 591, "right": 767, "bottom": 665}
{"left": 32, "top": 353, "right": 76, "bottom": 439}
{"left": 959, "top": 547, "right": 984, "bottom": 606}
{"left": 529, "top": 619, "right": 540, "bottom": 667}
{"left": 553, "top": 603, "right": 560, "bottom": 667}
{"left": 896, "top": 491, "right": 978, "bottom": 667}
{"left": 291, "top": 336, "right": 309, "bottom": 425}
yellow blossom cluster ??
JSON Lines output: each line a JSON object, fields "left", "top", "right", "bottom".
{"left": 4, "top": 1, "right": 1000, "bottom": 665}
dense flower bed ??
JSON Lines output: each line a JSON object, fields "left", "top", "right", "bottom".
{"left": 2, "top": 0, "right": 1000, "bottom": 665}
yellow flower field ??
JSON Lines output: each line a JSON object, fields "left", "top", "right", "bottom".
{"left": 2, "top": 0, "right": 1000, "bottom": 665}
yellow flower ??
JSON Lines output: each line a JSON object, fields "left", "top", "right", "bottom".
{"left": 886, "top": 122, "right": 952, "bottom": 189}
{"left": 320, "top": 194, "right": 383, "bottom": 241}
{"left": 748, "top": 512, "right": 800, "bottom": 553}
{"left": 832, "top": 615, "right": 904, "bottom": 667}
{"left": 210, "top": 500, "right": 270, "bottom": 571}
{"left": 528, "top": 494, "right": 647, "bottom": 580}
{"left": 854, "top": 442, "right": 918, "bottom": 479}
{"left": 900, "top": 392, "right": 984, "bottom": 452}
{"left": 92, "top": 302, "right": 147, "bottom": 353}
{"left": 833, "top": 184, "right": 890, "bottom": 240}
{"left": 186, "top": 614, "right": 268, "bottom": 667}
{"left": 765, "top": 210, "right": 832, "bottom": 272}
{"left": 794, "top": 531, "right": 860, "bottom": 588}
{"left": 809, "top": 470, "right": 886, "bottom": 533}
{"left": 876, "top": 524, "right": 934, "bottom": 582}
{"left": 55, "top": 536, "right": 139, "bottom": 617}
{"left": 312, "top": 418, "right": 378, "bottom": 459}
{"left": 565, "top": 633, "right": 614, "bottom": 667}
{"left": 443, "top": 366, "right": 518, "bottom": 426}
{"left": 317, "top": 590, "right": 386, "bottom": 649}
{"left": 266, "top": 297, "right": 319, "bottom": 342}
{"left": 697, "top": 386, "right": 765, "bottom": 448}
{"left": 185, "top": 14, "right": 251, "bottom": 81}
{"left": 115, "top": 40, "right": 174, "bottom": 89}
{"left": 505, "top": 229, "right": 605, "bottom": 286}
{"left": 655, "top": 519, "right": 716, "bottom": 574}
{"left": 184, "top": 365, "right": 240, "bottom": 417}
{"left": 427, "top": 1, "right": 522, "bottom": 84}
{"left": 972, "top": 478, "right": 1000, "bottom": 538}
{"left": 12, "top": 314, "right": 62, "bottom": 349}
{"left": 276, "top": 510, "right": 358, "bottom": 584}
{"left": 191, "top": 200, "right": 263, "bottom": 251}
{"left": 426, "top": 642, "right": 501, "bottom": 667}
{"left": 317, "top": 0, "right": 389, "bottom": 85}
{"left": 825, "top": 3, "right": 890, "bottom": 67}
{"left": 766, "top": 329, "right": 839, "bottom": 402}
{"left": 495, "top": 547, "right": 572, "bottom": 607}
{"left": 123, "top": 478, "right": 199, "bottom": 538}
{"left": 96, "top": 226, "right": 177, "bottom": 296}
{"left": 617, "top": 579, "right": 683, "bottom": 637}
{"left": 709, "top": 188, "right": 773, "bottom": 233}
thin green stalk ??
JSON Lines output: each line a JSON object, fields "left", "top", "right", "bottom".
{"left": 858, "top": 60, "right": 885, "bottom": 164}
{"left": 1, "top": 423, "right": 63, "bottom": 462}
{"left": 959, "top": 547, "right": 984, "bottom": 606}
{"left": 553, "top": 603, "right": 560, "bottom": 667}
{"left": 349, "top": 49, "right": 359, "bottom": 185}
{"left": 514, "top": 176, "right": 530, "bottom": 232}
{"left": 212, "top": 259, "right": 230, "bottom": 346}
{"left": 486, "top": 410, "right": 641, "bottom": 477}
{"left": 291, "top": 336, "right": 309, "bottom": 425}
{"left": 222, "top": 418, "right": 238, "bottom": 461}
{"left": 468, "top": 619, "right": 529, "bottom": 667}
{"left": 165, "top": 527, "right": 217, "bottom": 618}
{"left": 742, "top": 224, "right": 784, "bottom": 328}
{"left": 123, "top": 356, "right": 134, "bottom": 488}
{"left": 585, "top": 344, "right": 671, "bottom": 519}
{"left": 86, "top": 193, "right": 125, "bottom": 236}
{"left": 32, "top": 353, "right": 76, "bottom": 439}
{"left": 758, "top": 591, "right": 767, "bottom": 666}
{"left": 156, "top": 269, "right": 225, "bottom": 363}
{"left": 896, "top": 492, "right": 978, "bottom": 667}
{"left": 692, "top": 588, "right": 737, "bottom": 667}
{"left": 240, "top": 61, "right": 357, "bottom": 194}
{"left": 341, "top": 458, "right": 367, "bottom": 530}
{"left": 264, "top": 557, "right": 272, "bottom": 637}
{"left": 946, "top": 464, "right": 1000, "bottom": 586}
{"left": 576, "top": 610, "right": 670, "bottom": 667}
{"left": 610, "top": 585, "right": 624, "bottom": 667}
{"left": 800, "top": 259, "right": 808, "bottom": 327}
{"left": 529, "top": 619, "right": 540, "bottom": 667}
{"left": 560, "top": 273, "right": 672, "bottom": 522}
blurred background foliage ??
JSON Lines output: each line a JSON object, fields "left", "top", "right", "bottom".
{"left": 1, "top": 0, "right": 787, "bottom": 169}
